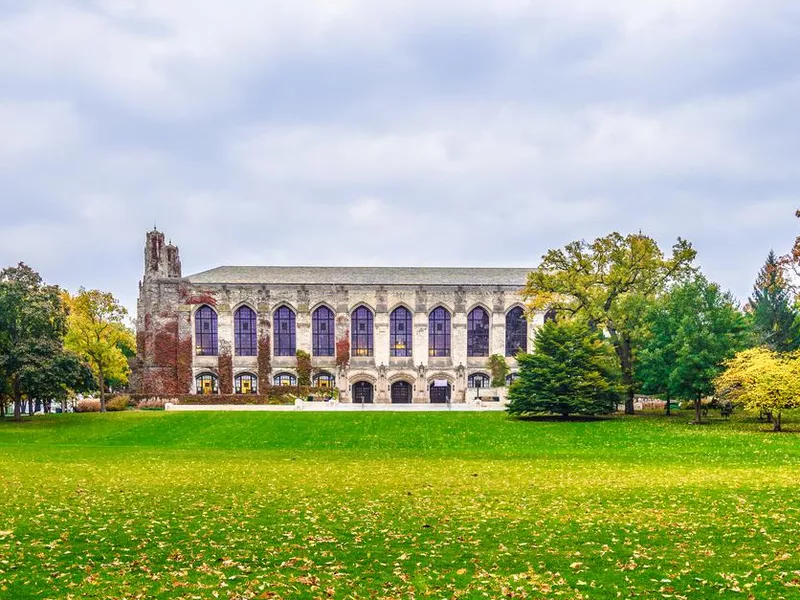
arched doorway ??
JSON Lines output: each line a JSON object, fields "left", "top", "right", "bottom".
{"left": 352, "top": 381, "right": 374, "bottom": 404}
{"left": 391, "top": 381, "right": 412, "bottom": 404}
{"left": 429, "top": 380, "right": 451, "bottom": 404}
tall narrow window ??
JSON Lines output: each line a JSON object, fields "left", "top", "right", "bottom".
{"left": 505, "top": 306, "right": 528, "bottom": 356}
{"left": 390, "top": 306, "right": 413, "bottom": 357}
{"left": 351, "top": 306, "right": 374, "bottom": 357}
{"left": 274, "top": 306, "right": 296, "bottom": 356}
{"left": 312, "top": 306, "right": 335, "bottom": 356}
{"left": 467, "top": 307, "right": 490, "bottom": 357}
{"left": 428, "top": 307, "right": 451, "bottom": 357}
{"left": 234, "top": 306, "right": 257, "bottom": 356}
{"left": 195, "top": 305, "right": 218, "bottom": 356}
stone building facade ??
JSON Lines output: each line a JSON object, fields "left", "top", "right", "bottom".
{"left": 134, "top": 229, "right": 547, "bottom": 403}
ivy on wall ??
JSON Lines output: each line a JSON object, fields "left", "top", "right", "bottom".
{"left": 336, "top": 332, "right": 350, "bottom": 369}
{"left": 257, "top": 334, "right": 272, "bottom": 387}
{"left": 296, "top": 350, "right": 312, "bottom": 386}
{"left": 489, "top": 354, "right": 509, "bottom": 387}
{"left": 218, "top": 341, "right": 233, "bottom": 394}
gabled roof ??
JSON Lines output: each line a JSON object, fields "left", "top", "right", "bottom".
{"left": 185, "top": 266, "right": 531, "bottom": 287}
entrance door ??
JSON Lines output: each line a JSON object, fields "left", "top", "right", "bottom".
{"left": 352, "top": 381, "right": 374, "bottom": 404}
{"left": 429, "top": 381, "right": 451, "bottom": 403}
{"left": 391, "top": 381, "right": 412, "bottom": 404}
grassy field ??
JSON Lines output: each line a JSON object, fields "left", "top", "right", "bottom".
{"left": 0, "top": 411, "right": 799, "bottom": 599}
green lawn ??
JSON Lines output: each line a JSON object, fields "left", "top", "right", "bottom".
{"left": 1, "top": 411, "right": 799, "bottom": 599}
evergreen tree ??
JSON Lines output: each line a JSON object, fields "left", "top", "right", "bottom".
{"left": 507, "top": 319, "right": 620, "bottom": 417}
{"left": 748, "top": 250, "right": 799, "bottom": 352}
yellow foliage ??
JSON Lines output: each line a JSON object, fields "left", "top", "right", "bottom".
{"left": 63, "top": 289, "right": 134, "bottom": 391}
{"left": 715, "top": 347, "right": 800, "bottom": 419}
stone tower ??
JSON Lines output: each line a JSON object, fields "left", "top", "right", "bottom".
{"left": 133, "top": 229, "right": 191, "bottom": 395}
{"left": 144, "top": 228, "right": 182, "bottom": 280}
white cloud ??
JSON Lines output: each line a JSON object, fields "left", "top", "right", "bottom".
{"left": 0, "top": 0, "right": 798, "bottom": 311}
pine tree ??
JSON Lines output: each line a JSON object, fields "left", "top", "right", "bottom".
{"left": 507, "top": 320, "right": 620, "bottom": 417}
{"left": 748, "top": 250, "right": 799, "bottom": 353}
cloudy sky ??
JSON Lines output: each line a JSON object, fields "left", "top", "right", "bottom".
{"left": 1, "top": 1, "right": 799, "bottom": 315}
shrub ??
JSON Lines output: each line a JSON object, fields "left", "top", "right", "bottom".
{"left": 137, "top": 397, "right": 171, "bottom": 410}
{"left": 76, "top": 398, "right": 101, "bottom": 413}
{"left": 106, "top": 395, "right": 130, "bottom": 412}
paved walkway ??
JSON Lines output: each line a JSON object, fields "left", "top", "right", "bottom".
{"left": 166, "top": 400, "right": 507, "bottom": 412}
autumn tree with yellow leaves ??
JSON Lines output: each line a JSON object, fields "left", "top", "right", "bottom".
{"left": 715, "top": 347, "right": 800, "bottom": 432}
{"left": 64, "top": 289, "right": 135, "bottom": 412}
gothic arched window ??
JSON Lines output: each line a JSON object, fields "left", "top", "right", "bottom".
{"left": 195, "top": 305, "right": 218, "bottom": 356}
{"left": 505, "top": 306, "right": 527, "bottom": 356}
{"left": 467, "top": 307, "right": 490, "bottom": 357}
{"left": 390, "top": 306, "right": 413, "bottom": 357}
{"left": 428, "top": 307, "right": 451, "bottom": 357}
{"left": 468, "top": 373, "right": 490, "bottom": 388}
{"left": 234, "top": 306, "right": 257, "bottom": 356}
{"left": 351, "top": 306, "right": 374, "bottom": 357}
{"left": 234, "top": 372, "right": 258, "bottom": 394}
{"left": 195, "top": 372, "right": 219, "bottom": 394}
{"left": 274, "top": 306, "right": 296, "bottom": 356}
{"left": 312, "top": 306, "right": 335, "bottom": 356}
{"left": 313, "top": 371, "right": 336, "bottom": 389}
{"left": 273, "top": 372, "right": 297, "bottom": 386}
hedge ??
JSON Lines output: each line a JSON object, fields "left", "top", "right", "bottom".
{"left": 129, "top": 386, "right": 336, "bottom": 406}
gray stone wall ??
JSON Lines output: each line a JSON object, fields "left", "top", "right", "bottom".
{"left": 134, "top": 231, "right": 544, "bottom": 402}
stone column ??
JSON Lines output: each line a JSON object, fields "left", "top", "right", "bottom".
{"left": 413, "top": 288, "right": 429, "bottom": 402}
{"left": 335, "top": 286, "right": 350, "bottom": 401}
{"left": 490, "top": 289, "right": 505, "bottom": 357}
{"left": 296, "top": 287, "right": 312, "bottom": 355}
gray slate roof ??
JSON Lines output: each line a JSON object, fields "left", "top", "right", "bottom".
{"left": 186, "top": 266, "right": 531, "bottom": 287}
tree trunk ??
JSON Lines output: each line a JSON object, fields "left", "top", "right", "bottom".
{"left": 13, "top": 375, "right": 22, "bottom": 422}
{"left": 665, "top": 393, "right": 671, "bottom": 417}
{"left": 694, "top": 395, "right": 702, "bottom": 424}
{"left": 773, "top": 411, "right": 782, "bottom": 432}
{"left": 99, "top": 367, "right": 106, "bottom": 413}
{"left": 611, "top": 336, "right": 635, "bottom": 414}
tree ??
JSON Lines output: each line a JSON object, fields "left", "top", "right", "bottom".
{"left": 638, "top": 276, "right": 749, "bottom": 424}
{"left": 0, "top": 264, "right": 91, "bottom": 421}
{"left": 64, "top": 289, "right": 134, "bottom": 412}
{"left": 748, "top": 250, "right": 799, "bottom": 353}
{"left": 715, "top": 348, "right": 800, "bottom": 432}
{"left": 523, "top": 232, "right": 696, "bottom": 414}
{"left": 507, "top": 319, "right": 620, "bottom": 417}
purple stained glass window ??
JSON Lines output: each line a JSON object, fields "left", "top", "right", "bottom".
{"left": 467, "top": 307, "right": 490, "bottom": 357}
{"left": 390, "top": 307, "right": 413, "bottom": 357}
{"left": 506, "top": 306, "right": 528, "bottom": 356}
{"left": 351, "top": 306, "right": 373, "bottom": 357}
{"left": 195, "top": 305, "right": 218, "bottom": 356}
{"left": 428, "top": 306, "right": 451, "bottom": 357}
{"left": 312, "top": 306, "right": 335, "bottom": 356}
{"left": 234, "top": 306, "right": 257, "bottom": 356}
{"left": 274, "top": 306, "right": 296, "bottom": 356}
